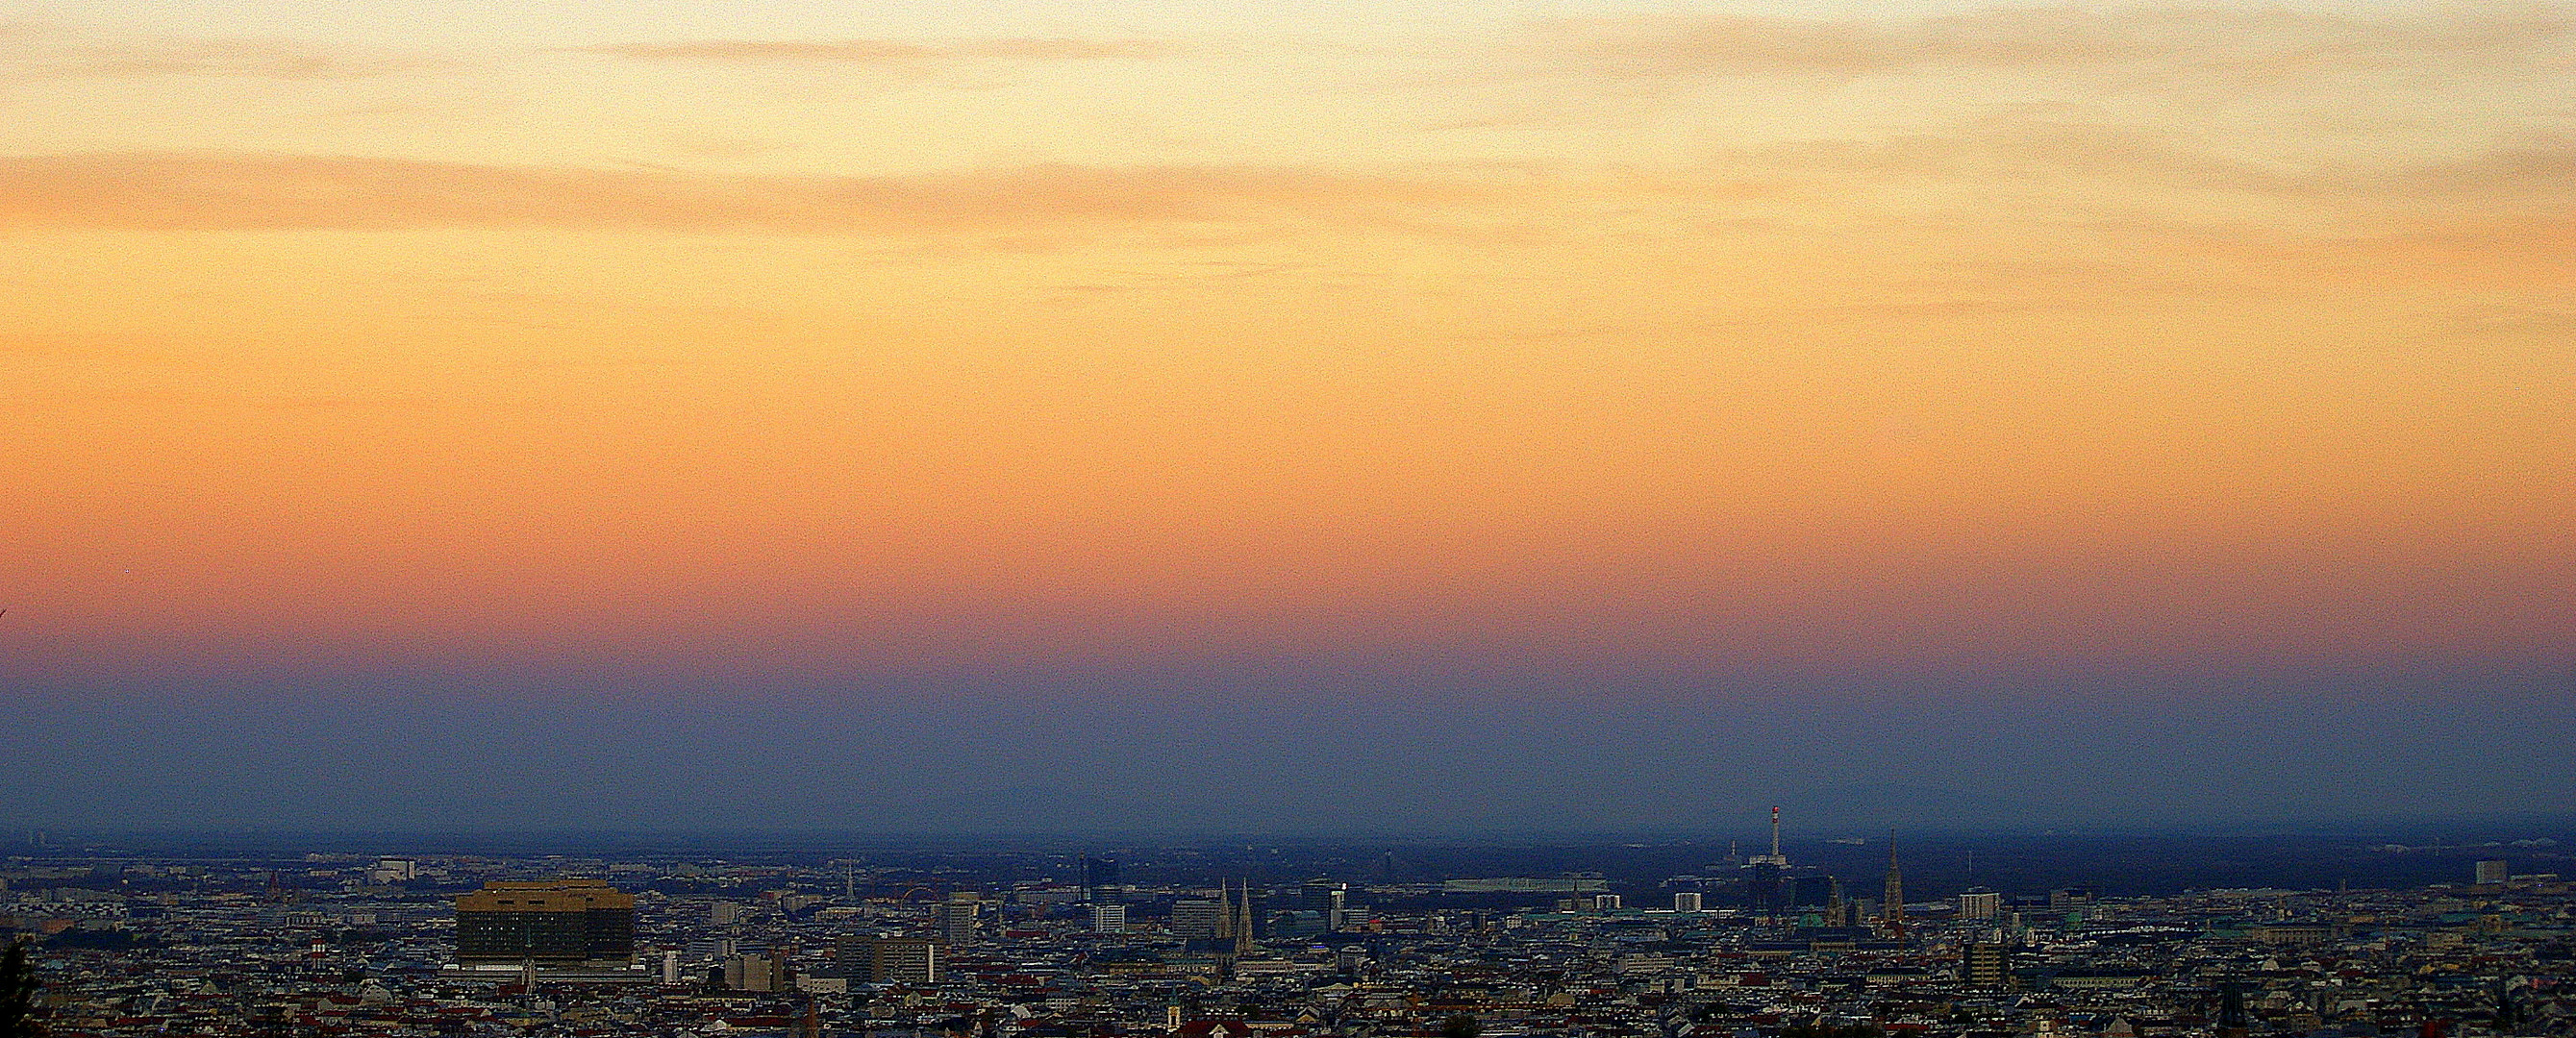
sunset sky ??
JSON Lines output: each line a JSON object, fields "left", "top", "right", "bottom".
{"left": 2, "top": 0, "right": 2569, "bottom": 833}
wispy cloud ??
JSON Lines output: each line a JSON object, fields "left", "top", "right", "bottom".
{"left": 1509, "top": 2, "right": 2576, "bottom": 81}
{"left": 1563, "top": 120, "right": 2575, "bottom": 237}
{"left": 1, "top": 30, "right": 467, "bottom": 80}
{"left": 6, "top": 146, "right": 2565, "bottom": 300}
{"left": 575, "top": 37, "right": 1188, "bottom": 65}
{"left": 0, "top": 153, "right": 1488, "bottom": 235}
{"left": 69, "top": 38, "right": 463, "bottom": 78}
{"left": 2388, "top": 137, "right": 2576, "bottom": 209}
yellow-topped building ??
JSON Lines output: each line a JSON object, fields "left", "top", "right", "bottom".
{"left": 454, "top": 879, "right": 636, "bottom": 966}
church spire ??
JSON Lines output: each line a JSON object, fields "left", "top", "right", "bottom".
{"left": 1883, "top": 830, "right": 1906, "bottom": 935}
{"left": 1232, "top": 880, "right": 1255, "bottom": 956}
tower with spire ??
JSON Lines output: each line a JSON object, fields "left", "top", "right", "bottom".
{"left": 1882, "top": 830, "right": 1906, "bottom": 935}
{"left": 1212, "top": 880, "right": 1255, "bottom": 963}
{"left": 1233, "top": 881, "right": 1254, "bottom": 956}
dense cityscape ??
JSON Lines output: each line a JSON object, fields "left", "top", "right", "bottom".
{"left": 6, "top": 822, "right": 2572, "bottom": 1038}
{"left": 11, "top": 0, "right": 2568, "bottom": 1035}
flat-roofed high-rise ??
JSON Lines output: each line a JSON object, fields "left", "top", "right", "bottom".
{"left": 868, "top": 937, "right": 940, "bottom": 983}
{"left": 454, "top": 879, "right": 636, "bottom": 966}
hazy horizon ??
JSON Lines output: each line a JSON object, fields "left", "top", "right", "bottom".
{"left": 10, "top": 658, "right": 2570, "bottom": 833}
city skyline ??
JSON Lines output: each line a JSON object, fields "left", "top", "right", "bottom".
{"left": 9, "top": 832, "right": 2573, "bottom": 1038}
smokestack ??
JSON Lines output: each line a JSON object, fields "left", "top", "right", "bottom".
{"left": 1770, "top": 805, "right": 1781, "bottom": 858}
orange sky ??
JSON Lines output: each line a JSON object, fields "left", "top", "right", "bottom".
{"left": 2, "top": 0, "right": 2570, "bottom": 684}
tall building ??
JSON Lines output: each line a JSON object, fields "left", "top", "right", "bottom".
{"left": 1745, "top": 862, "right": 1784, "bottom": 913}
{"left": 1739, "top": 807, "right": 1799, "bottom": 915}
{"left": 1090, "top": 903, "right": 1127, "bottom": 934}
{"left": 1960, "top": 887, "right": 2002, "bottom": 921}
{"left": 1964, "top": 943, "right": 2009, "bottom": 988}
{"left": 867, "top": 938, "right": 939, "bottom": 983}
{"left": 1672, "top": 892, "right": 1703, "bottom": 912}
{"left": 938, "top": 894, "right": 982, "bottom": 943}
{"left": 728, "top": 950, "right": 789, "bottom": 992}
{"left": 1084, "top": 857, "right": 1121, "bottom": 901}
{"left": 453, "top": 879, "right": 635, "bottom": 967}
{"left": 1882, "top": 833, "right": 1906, "bottom": 934}
{"left": 1300, "top": 880, "right": 1348, "bottom": 931}
{"left": 2475, "top": 860, "right": 2509, "bottom": 884}
{"left": 1170, "top": 899, "right": 1225, "bottom": 939}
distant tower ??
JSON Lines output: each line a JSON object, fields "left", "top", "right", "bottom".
{"left": 1212, "top": 881, "right": 1254, "bottom": 958}
{"left": 1738, "top": 806, "right": 1789, "bottom": 917}
{"left": 1233, "top": 881, "right": 1256, "bottom": 955}
{"left": 1882, "top": 831, "right": 1906, "bottom": 934}
{"left": 1749, "top": 806, "right": 1789, "bottom": 866}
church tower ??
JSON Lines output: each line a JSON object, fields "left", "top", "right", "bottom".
{"left": 1231, "top": 881, "right": 1255, "bottom": 956}
{"left": 1883, "top": 831, "right": 1906, "bottom": 935}
{"left": 1212, "top": 881, "right": 1255, "bottom": 965}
